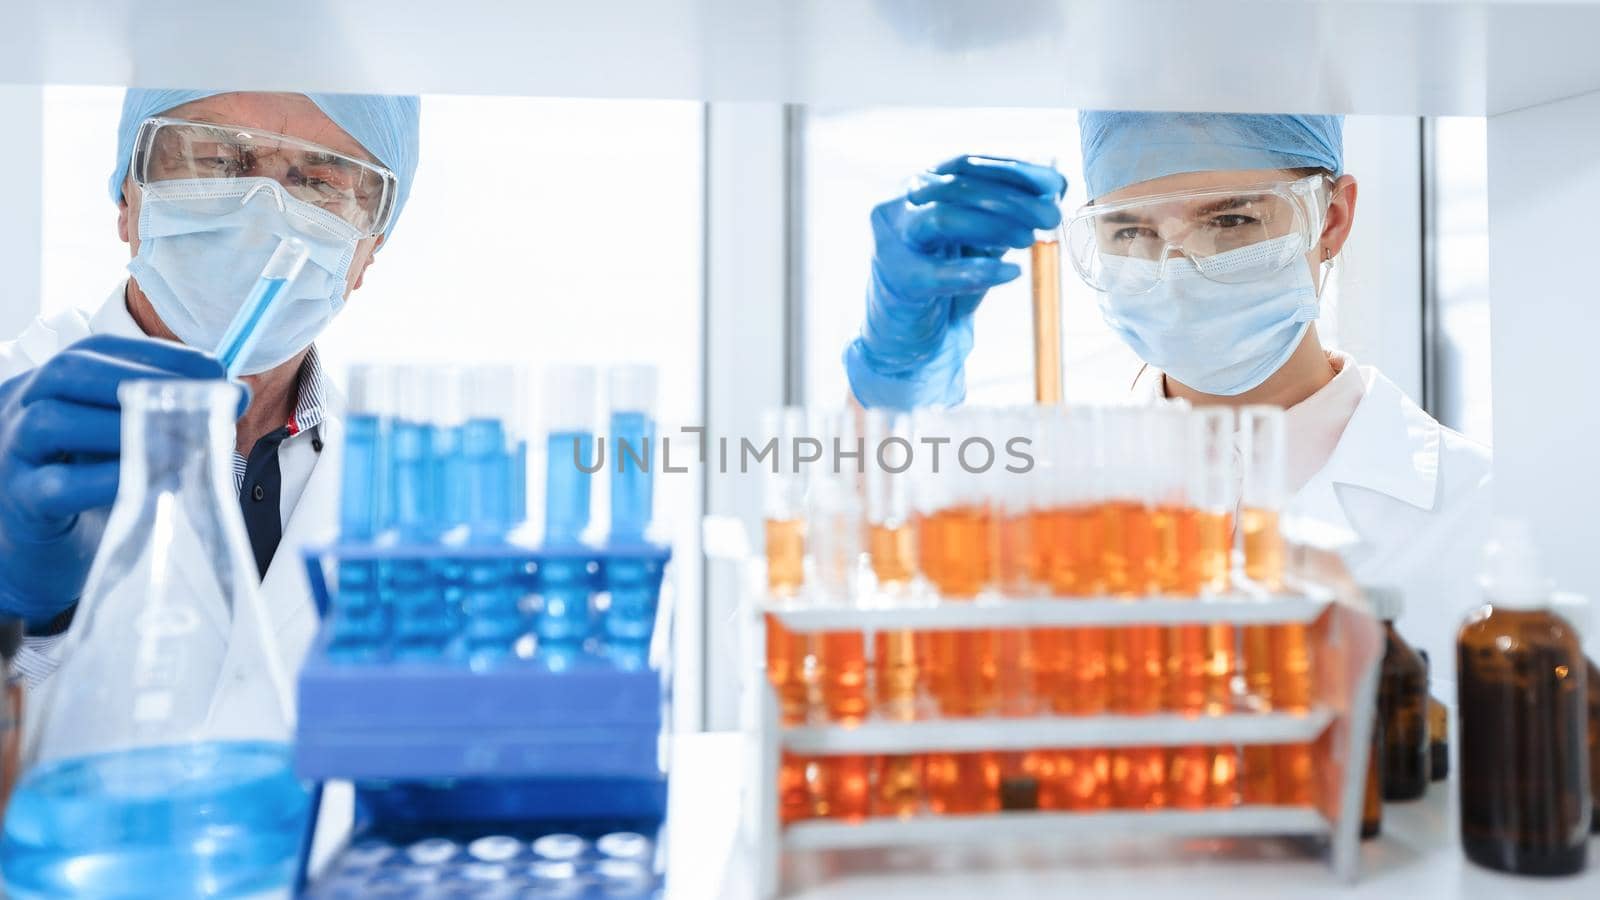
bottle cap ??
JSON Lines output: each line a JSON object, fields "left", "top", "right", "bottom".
{"left": 1364, "top": 584, "right": 1404, "bottom": 621}
{"left": 1479, "top": 518, "right": 1552, "bottom": 610}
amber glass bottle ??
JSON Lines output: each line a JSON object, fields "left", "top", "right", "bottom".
{"left": 1362, "top": 713, "right": 1383, "bottom": 840}
{"left": 1457, "top": 522, "right": 1590, "bottom": 876}
{"left": 1370, "top": 587, "right": 1429, "bottom": 801}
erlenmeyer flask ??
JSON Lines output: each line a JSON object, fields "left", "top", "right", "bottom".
{"left": 0, "top": 380, "right": 309, "bottom": 898}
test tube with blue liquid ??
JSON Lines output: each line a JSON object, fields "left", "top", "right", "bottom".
{"left": 459, "top": 365, "right": 524, "bottom": 666}
{"left": 389, "top": 367, "right": 451, "bottom": 660}
{"left": 603, "top": 366, "right": 663, "bottom": 660}
{"left": 537, "top": 365, "right": 598, "bottom": 656}
{"left": 214, "top": 237, "right": 311, "bottom": 378}
{"left": 330, "top": 364, "right": 392, "bottom": 661}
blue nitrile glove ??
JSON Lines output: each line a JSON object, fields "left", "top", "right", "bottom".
{"left": 844, "top": 155, "right": 1066, "bottom": 410}
{"left": 0, "top": 335, "right": 235, "bottom": 631}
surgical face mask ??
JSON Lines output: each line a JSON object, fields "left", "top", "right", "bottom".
{"left": 128, "top": 178, "right": 362, "bottom": 375}
{"left": 1097, "top": 234, "right": 1321, "bottom": 396}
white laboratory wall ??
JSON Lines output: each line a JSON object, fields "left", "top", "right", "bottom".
{"left": 802, "top": 109, "right": 1424, "bottom": 407}
{"left": 33, "top": 88, "right": 710, "bottom": 732}
{"left": 1429, "top": 117, "right": 1493, "bottom": 445}
{"left": 0, "top": 87, "right": 42, "bottom": 338}
{"left": 1488, "top": 89, "right": 1600, "bottom": 604}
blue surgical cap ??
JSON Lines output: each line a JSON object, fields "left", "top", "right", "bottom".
{"left": 110, "top": 89, "right": 422, "bottom": 242}
{"left": 1078, "top": 111, "right": 1343, "bottom": 199}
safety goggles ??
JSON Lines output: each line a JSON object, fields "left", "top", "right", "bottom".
{"left": 131, "top": 117, "right": 398, "bottom": 237}
{"left": 1064, "top": 174, "right": 1331, "bottom": 294}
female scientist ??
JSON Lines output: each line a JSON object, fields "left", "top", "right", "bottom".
{"left": 844, "top": 112, "right": 1492, "bottom": 676}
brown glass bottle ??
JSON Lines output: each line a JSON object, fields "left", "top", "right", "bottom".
{"left": 1362, "top": 713, "right": 1383, "bottom": 839}
{"left": 1419, "top": 649, "right": 1449, "bottom": 782}
{"left": 1378, "top": 620, "right": 1430, "bottom": 801}
{"left": 1458, "top": 605, "right": 1591, "bottom": 875}
{"left": 1589, "top": 657, "right": 1599, "bottom": 834}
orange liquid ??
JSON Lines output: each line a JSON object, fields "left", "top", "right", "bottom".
{"left": 874, "top": 754, "right": 923, "bottom": 818}
{"left": 1068, "top": 749, "right": 1111, "bottom": 809}
{"left": 778, "top": 752, "right": 812, "bottom": 825}
{"left": 1113, "top": 746, "right": 1168, "bottom": 809}
{"left": 1241, "top": 745, "right": 1277, "bottom": 805}
{"left": 1033, "top": 627, "right": 1071, "bottom": 714}
{"left": 1273, "top": 624, "right": 1314, "bottom": 804}
{"left": 931, "top": 629, "right": 998, "bottom": 717}
{"left": 765, "top": 614, "right": 811, "bottom": 725}
{"left": 1210, "top": 746, "right": 1241, "bottom": 807}
{"left": 868, "top": 522, "right": 916, "bottom": 587}
{"left": 925, "top": 751, "right": 1000, "bottom": 815}
{"left": 1040, "top": 505, "right": 1106, "bottom": 596}
{"left": 998, "top": 512, "right": 1040, "bottom": 595}
{"left": 1240, "top": 616, "right": 1277, "bottom": 804}
{"left": 996, "top": 628, "right": 1037, "bottom": 717}
{"left": 1197, "top": 509, "right": 1233, "bottom": 594}
{"left": 765, "top": 517, "right": 805, "bottom": 596}
{"left": 917, "top": 506, "right": 994, "bottom": 598}
{"left": 1108, "top": 504, "right": 1164, "bottom": 810}
{"left": 816, "top": 631, "right": 867, "bottom": 723}
{"left": 814, "top": 755, "right": 871, "bottom": 822}
{"left": 1241, "top": 507, "right": 1283, "bottom": 590}
{"left": 874, "top": 630, "right": 919, "bottom": 722}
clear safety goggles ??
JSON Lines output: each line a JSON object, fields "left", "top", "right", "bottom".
{"left": 1065, "top": 174, "right": 1331, "bottom": 294}
{"left": 131, "top": 116, "right": 398, "bottom": 238}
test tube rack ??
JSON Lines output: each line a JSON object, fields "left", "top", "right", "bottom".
{"left": 293, "top": 539, "right": 674, "bottom": 894}
{"left": 743, "top": 551, "right": 1383, "bottom": 897}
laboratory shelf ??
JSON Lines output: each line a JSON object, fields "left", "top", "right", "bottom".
{"left": 767, "top": 590, "right": 1331, "bottom": 633}
{"left": 781, "top": 707, "right": 1337, "bottom": 756}
{"left": 781, "top": 806, "right": 1329, "bottom": 853}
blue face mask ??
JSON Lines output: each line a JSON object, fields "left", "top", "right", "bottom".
{"left": 128, "top": 178, "right": 362, "bottom": 376}
{"left": 1097, "top": 235, "right": 1321, "bottom": 396}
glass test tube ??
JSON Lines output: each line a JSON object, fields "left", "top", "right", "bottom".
{"left": 389, "top": 367, "right": 453, "bottom": 660}
{"left": 542, "top": 364, "right": 598, "bottom": 545}
{"left": 808, "top": 410, "right": 870, "bottom": 821}
{"left": 459, "top": 366, "right": 523, "bottom": 664}
{"left": 864, "top": 410, "right": 923, "bottom": 817}
{"left": 1241, "top": 406, "right": 1311, "bottom": 804}
{"left": 608, "top": 365, "right": 657, "bottom": 540}
{"left": 763, "top": 408, "right": 813, "bottom": 824}
{"left": 537, "top": 366, "right": 599, "bottom": 652}
{"left": 1106, "top": 407, "right": 1166, "bottom": 810}
{"left": 1031, "top": 231, "right": 1064, "bottom": 406}
{"left": 330, "top": 364, "right": 392, "bottom": 662}
{"left": 914, "top": 408, "right": 998, "bottom": 814}
{"left": 1175, "top": 408, "right": 1240, "bottom": 806}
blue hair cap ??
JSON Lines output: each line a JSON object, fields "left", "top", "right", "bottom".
{"left": 110, "top": 89, "right": 422, "bottom": 242}
{"left": 1078, "top": 111, "right": 1343, "bottom": 199}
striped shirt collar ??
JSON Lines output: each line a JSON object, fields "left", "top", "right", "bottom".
{"left": 231, "top": 345, "right": 330, "bottom": 493}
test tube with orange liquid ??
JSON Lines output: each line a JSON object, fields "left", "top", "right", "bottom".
{"left": 1162, "top": 407, "right": 1240, "bottom": 808}
{"left": 762, "top": 407, "right": 815, "bottom": 824}
{"left": 808, "top": 409, "right": 871, "bottom": 821}
{"left": 863, "top": 409, "right": 924, "bottom": 817}
{"left": 913, "top": 408, "right": 999, "bottom": 814}
{"left": 1239, "top": 405, "right": 1310, "bottom": 806}
{"left": 1036, "top": 406, "right": 1109, "bottom": 809}
{"left": 1103, "top": 406, "right": 1166, "bottom": 810}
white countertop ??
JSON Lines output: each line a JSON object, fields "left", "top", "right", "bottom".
{"left": 669, "top": 733, "right": 1600, "bottom": 900}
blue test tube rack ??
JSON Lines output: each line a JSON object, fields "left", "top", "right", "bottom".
{"left": 294, "top": 539, "right": 672, "bottom": 897}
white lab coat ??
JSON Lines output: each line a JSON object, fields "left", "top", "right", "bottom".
{"left": 0, "top": 290, "right": 338, "bottom": 749}
{"left": 1141, "top": 361, "right": 1493, "bottom": 690}
{"left": 1290, "top": 366, "right": 1493, "bottom": 690}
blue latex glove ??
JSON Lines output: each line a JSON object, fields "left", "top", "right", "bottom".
{"left": 0, "top": 335, "right": 233, "bottom": 631}
{"left": 845, "top": 155, "right": 1066, "bottom": 410}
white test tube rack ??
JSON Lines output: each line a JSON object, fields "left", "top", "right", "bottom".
{"left": 739, "top": 564, "right": 1384, "bottom": 898}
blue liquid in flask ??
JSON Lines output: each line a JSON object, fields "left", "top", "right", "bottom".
{"left": 0, "top": 741, "right": 310, "bottom": 898}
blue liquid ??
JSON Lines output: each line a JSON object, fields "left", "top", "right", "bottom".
{"left": 0, "top": 741, "right": 309, "bottom": 899}
{"left": 464, "top": 419, "right": 511, "bottom": 538}
{"left": 603, "top": 554, "right": 664, "bottom": 645}
{"left": 389, "top": 421, "right": 452, "bottom": 659}
{"left": 511, "top": 439, "right": 528, "bottom": 527}
{"left": 215, "top": 276, "right": 289, "bottom": 377}
{"left": 535, "top": 556, "right": 594, "bottom": 646}
{"left": 339, "top": 414, "right": 381, "bottom": 541}
{"left": 430, "top": 422, "right": 465, "bottom": 532}
{"left": 332, "top": 413, "right": 388, "bottom": 662}
{"left": 610, "top": 411, "right": 655, "bottom": 539}
{"left": 544, "top": 431, "right": 594, "bottom": 544}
